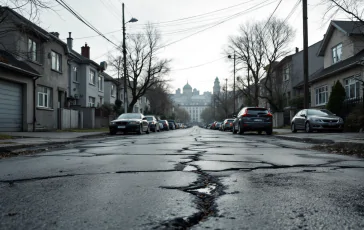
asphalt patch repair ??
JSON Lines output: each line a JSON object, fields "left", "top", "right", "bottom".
{"left": 312, "top": 142, "right": 364, "bottom": 158}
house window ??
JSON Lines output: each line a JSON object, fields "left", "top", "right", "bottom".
{"left": 315, "top": 85, "right": 329, "bottom": 105}
{"left": 90, "top": 70, "right": 96, "bottom": 85}
{"left": 37, "top": 86, "right": 52, "bottom": 108}
{"left": 28, "top": 38, "right": 38, "bottom": 62}
{"left": 283, "top": 64, "right": 290, "bottom": 81}
{"left": 51, "top": 51, "right": 61, "bottom": 72}
{"left": 345, "top": 77, "right": 361, "bottom": 99}
{"left": 332, "top": 43, "right": 342, "bottom": 64}
{"left": 111, "top": 84, "right": 116, "bottom": 97}
{"left": 98, "top": 76, "right": 103, "bottom": 91}
{"left": 73, "top": 66, "right": 78, "bottom": 82}
{"left": 88, "top": 97, "right": 96, "bottom": 107}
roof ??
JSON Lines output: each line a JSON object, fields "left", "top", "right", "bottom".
{"left": 295, "top": 49, "right": 364, "bottom": 88}
{"left": 102, "top": 72, "right": 118, "bottom": 83}
{"left": 318, "top": 20, "right": 364, "bottom": 56}
{"left": 183, "top": 82, "right": 192, "bottom": 89}
{"left": 0, "top": 50, "right": 40, "bottom": 77}
{"left": 0, "top": 7, "right": 69, "bottom": 53}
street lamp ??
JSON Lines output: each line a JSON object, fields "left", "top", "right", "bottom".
{"left": 122, "top": 3, "right": 138, "bottom": 113}
{"left": 228, "top": 51, "right": 236, "bottom": 114}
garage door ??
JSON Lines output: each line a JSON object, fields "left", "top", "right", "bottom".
{"left": 0, "top": 79, "right": 23, "bottom": 131}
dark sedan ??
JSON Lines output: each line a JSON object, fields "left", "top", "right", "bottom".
{"left": 109, "top": 113, "right": 150, "bottom": 135}
{"left": 232, "top": 107, "right": 273, "bottom": 135}
{"left": 144, "top": 115, "right": 160, "bottom": 132}
{"left": 291, "top": 109, "right": 344, "bottom": 133}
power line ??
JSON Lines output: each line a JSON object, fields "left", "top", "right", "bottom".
{"left": 55, "top": 0, "right": 120, "bottom": 48}
{"left": 170, "top": 57, "right": 225, "bottom": 72}
{"left": 156, "top": 0, "right": 277, "bottom": 51}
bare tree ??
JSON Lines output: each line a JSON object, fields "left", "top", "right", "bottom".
{"left": 145, "top": 82, "right": 173, "bottom": 116}
{"left": 125, "top": 24, "right": 171, "bottom": 112}
{"left": 228, "top": 17, "right": 294, "bottom": 111}
{"left": 321, "top": 0, "right": 364, "bottom": 23}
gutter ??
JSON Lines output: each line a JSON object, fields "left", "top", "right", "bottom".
{"left": 33, "top": 76, "right": 41, "bottom": 132}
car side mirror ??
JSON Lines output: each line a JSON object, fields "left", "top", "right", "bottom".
{"left": 233, "top": 115, "right": 237, "bottom": 118}
{"left": 300, "top": 114, "right": 306, "bottom": 117}
{"left": 142, "top": 117, "right": 147, "bottom": 120}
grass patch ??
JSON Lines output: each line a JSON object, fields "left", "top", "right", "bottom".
{"left": 57, "top": 128, "right": 109, "bottom": 133}
{"left": 0, "top": 134, "right": 13, "bottom": 140}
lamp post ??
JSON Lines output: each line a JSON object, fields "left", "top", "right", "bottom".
{"left": 122, "top": 3, "right": 138, "bottom": 113}
{"left": 228, "top": 51, "right": 236, "bottom": 114}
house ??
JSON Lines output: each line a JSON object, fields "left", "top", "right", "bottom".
{"left": 308, "top": 21, "right": 364, "bottom": 108}
{"left": 0, "top": 6, "right": 69, "bottom": 131}
{"left": 103, "top": 72, "right": 118, "bottom": 105}
{"left": 0, "top": 50, "right": 41, "bottom": 131}
{"left": 66, "top": 33, "right": 107, "bottom": 108}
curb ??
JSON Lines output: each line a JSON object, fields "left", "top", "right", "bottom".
{"left": 274, "top": 135, "right": 335, "bottom": 144}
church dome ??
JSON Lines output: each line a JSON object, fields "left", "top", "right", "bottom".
{"left": 183, "top": 82, "right": 192, "bottom": 90}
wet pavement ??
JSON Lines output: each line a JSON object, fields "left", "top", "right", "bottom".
{"left": 0, "top": 127, "right": 364, "bottom": 229}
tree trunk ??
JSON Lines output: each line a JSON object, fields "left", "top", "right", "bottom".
{"left": 128, "top": 98, "right": 138, "bottom": 113}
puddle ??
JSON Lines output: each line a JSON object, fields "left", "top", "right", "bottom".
{"left": 183, "top": 165, "right": 198, "bottom": 171}
{"left": 189, "top": 184, "right": 217, "bottom": 195}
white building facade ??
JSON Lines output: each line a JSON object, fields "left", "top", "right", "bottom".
{"left": 170, "top": 82, "right": 213, "bottom": 123}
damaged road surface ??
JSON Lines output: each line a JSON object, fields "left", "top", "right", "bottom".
{"left": 1, "top": 127, "right": 364, "bottom": 229}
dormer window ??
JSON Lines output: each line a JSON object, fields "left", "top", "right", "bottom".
{"left": 28, "top": 38, "right": 38, "bottom": 62}
{"left": 332, "top": 43, "right": 342, "bottom": 64}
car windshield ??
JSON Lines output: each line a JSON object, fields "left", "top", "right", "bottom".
{"left": 117, "top": 113, "right": 141, "bottom": 119}
{"left": 308, "top": 109, "right": 334, "bottom": 116}
{"left": 227, "top": 119, "right": 234, "bottom": 122}
{"left": 247, "top": 108, "right": 268, "bottom": 115}
{"left": 145, "top": 117, "right": 154, "bottom": 121}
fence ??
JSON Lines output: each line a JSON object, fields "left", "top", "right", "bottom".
{"left": 340, "top": 97, "right": 363, "bottom": 120}
{"left": 58, "top": 108, "right": 82, "bottom": 129}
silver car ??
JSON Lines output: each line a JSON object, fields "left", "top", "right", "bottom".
{"left": 291, "top": 109, "right": 344, "bottom": 133}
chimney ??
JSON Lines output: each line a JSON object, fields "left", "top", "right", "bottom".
{"left": 67, "top": 32, "right": 73, "bottom": 50}
{"left": 81, "top": 43, "right": 90, "bottom": 59}
{"left": 50, "top": 32, "right": 59, "bottom": 38}
{"left": 295, "top": 47, "right": 299, "bottom": 53}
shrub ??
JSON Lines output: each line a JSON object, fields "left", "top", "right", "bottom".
{"left": 344, "top": 105, "right": 364, "bottom": 132}
{"left": 327, "top": 81, "right": 346, "bottom": 115}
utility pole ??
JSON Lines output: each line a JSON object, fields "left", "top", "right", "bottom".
{"left": 303, "top": 0, "right": 309, "bottom": 109}
{"left": 116, "top": 56, "right": 121, "bottom": 100}
{"left": 122, "top": 3, "right": 128, "bottom": 113}
{"left": 233, "top": 51, "right": 236, "bottom": 114}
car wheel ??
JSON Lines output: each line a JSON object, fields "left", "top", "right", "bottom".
{"left": 146, "top": 125, "right": 150, "bottom": 134}
{"left": 291, "top": 123, "right": 297, "bottom": 133}
{"left": 238, "top": 123, "right": 244, "bottom": 135}
{"left": 137, "top": 125, "right": 143, "bottom": 135}
{"left": 266, "top": 128, "right": 273, "bottom": 135}
{"left": 258, "top": 131, "right": 262, "bottom": 135}
{"left": 305, "top": 122, "right": 312, "bottom": 133}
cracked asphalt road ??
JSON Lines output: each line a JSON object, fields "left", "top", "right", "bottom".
{"left": 1, "top": 127, "right": 364, "bottom": 229}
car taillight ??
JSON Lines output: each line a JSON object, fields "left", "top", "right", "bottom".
{"left": 267, "top": 113, "right": 273, "bottom": 117}
{"left": 241, "top": 109, "right": 248, "bottom": 117}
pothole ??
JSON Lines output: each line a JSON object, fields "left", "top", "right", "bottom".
{"left": 183, "top": 165, "right": 198, "bottom": 172}
{"left": 188, "top": 183, "right": 216, "bottom": 195}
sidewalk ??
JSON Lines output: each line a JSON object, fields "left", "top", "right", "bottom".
{"left": 0, "top": 131, "right": 108, "bottom": 155}
{"left": 274, "top": 129, "right": 364, "bottom": 144}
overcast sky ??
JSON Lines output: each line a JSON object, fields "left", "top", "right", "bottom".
{"left": 35, "top": 0, "right": 346, "bottom": 94}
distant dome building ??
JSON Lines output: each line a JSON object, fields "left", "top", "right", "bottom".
{"left": 170, "top": 80, "right": 215, "bottom": 123}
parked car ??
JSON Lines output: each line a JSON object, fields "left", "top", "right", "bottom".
{"left": 291, "top": 109, "right": 344, "bottom": 133}
{"left": 210, "top": 121, "right": 217, "bottom": 129}
{"left": 159, "top": 120, "right": 169, "bottom": 131}
{"left": 168, "top": 120, "right": 177, "bottom": 130}
{"left": 109, "top": 113, "right": 150, "bottom": 135}
{"left": 144, "top": 115, "right": 160, "bottom": 132}
{"left": 222, "top": 119, "right": 235, "bottom": 131}
{"left": 232, "top": 107, "right": 273, "bottom": 135}
{"left": 215, "top": 122, "right": 222, "bottom": 130}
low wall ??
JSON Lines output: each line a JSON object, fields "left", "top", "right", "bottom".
{"left": 58, "top": 108, "right": 81, "bottom": 129}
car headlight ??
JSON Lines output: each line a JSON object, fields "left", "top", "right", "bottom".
{"left": 110, "top": 121, "right": 116, "bottom": 125}
{"left": 339, "top": 118, "right": 344, "bottom": 123}
{"left": 129, "top": 121, "right": 139, "bottom": 125}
